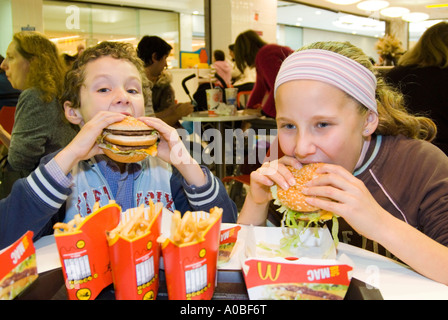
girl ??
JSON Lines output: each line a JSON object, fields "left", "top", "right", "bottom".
{"left": 238, "top": 41, "right": 448, "bottom": 285}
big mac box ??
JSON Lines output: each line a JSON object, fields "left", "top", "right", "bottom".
{"left": 53, "top": 203, "right": 121, "bottom": 300}
{"left": 107, "top": 202, "right": 163, "bottom": 300}
{"left": 159, "top": 207, "right": 222, "bottom": 300}
{"left": 0, "top": 231, "right": 38, "bottom": 300}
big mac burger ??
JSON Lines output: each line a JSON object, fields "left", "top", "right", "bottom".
{"left": 271, "top": 163, "right": 339, "bottom": 247}
{"left": 98, "top": 116, "right": 159, "bottom": 163}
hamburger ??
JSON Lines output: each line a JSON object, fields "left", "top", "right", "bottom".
{"left": 99, "top": 116, "right": 159, "bottom": 163}
{"left": 271, "top": 163, "right": 333, "bottom": 223}
{"left": 271, "top": 163, "right": 339, "bottom": 248}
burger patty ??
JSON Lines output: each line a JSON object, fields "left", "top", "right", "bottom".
{"left": 104, "top": 129, "right": 155, "bottom": 136}
{"left": 112, "top": 144, "right": 153, "bottom": 151}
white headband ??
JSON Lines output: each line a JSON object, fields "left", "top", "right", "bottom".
{"left": 274, "top": 49, "right": 378, "bottom": 114}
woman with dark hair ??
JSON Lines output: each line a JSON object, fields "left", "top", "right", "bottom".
{"left": 385, "top": 22, "right": 448, "bottom": 155}
{"left": 137, "top": 36, "right": 193, "bottom": 126}
{"left": 233, "top": 30, "right": 293, "bottom": 118}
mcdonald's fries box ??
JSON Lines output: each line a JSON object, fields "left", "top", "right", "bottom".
{"left": 54, "top": 204, "right": 121, "bottom": 300}
{"left": 160, "top": 209, "right": 222, "bottom": 300}
{"left": 0, "top": 231, "right": 38, "bottom": 300}
{"left": 107, "top": 202, "right": 163, "bottom": 300}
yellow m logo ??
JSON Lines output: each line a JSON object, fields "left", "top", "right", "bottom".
{"left": 257, "top": 262, "right": 281, "bottom": 281}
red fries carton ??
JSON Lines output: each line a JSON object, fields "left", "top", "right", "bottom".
{"left": 107, "top": 202, "right": 163, "bottom": 300}
{"left": 0, "top": 231, "right": 38, "bottom": 300}
{"left": 54, "top": 203, "right": 121, "bottom": 300}
{"left": 243, "top": 257, "right": 352, "bottom": 300}
{"left": 161, "top": 208, "right": 222, "bottom": 300}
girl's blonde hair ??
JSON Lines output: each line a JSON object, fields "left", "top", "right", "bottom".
{"left": 13, "top": 31, "right": 65, "bottom": 103}
{"left": 298, "top": 41, "right": 436, "bottom": 142}
{"left": 60, "top": 41, "right": 151, "bottom": 111}
{"left": 398, "top": 21, "right": 448, "bottom": 68}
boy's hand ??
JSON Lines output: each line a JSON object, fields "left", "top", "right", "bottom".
{"left": 138, "top": 116, "right": 206, "bottom": 186}
{"left": 55, "top": 112, "right": 126, "bottom": 174}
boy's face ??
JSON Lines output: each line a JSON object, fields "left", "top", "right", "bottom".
{"left": 276, "top": 80, "right": 378, "bottom": 173}
{"left": 67, "top": 56, "right": 145, "bottom": 126}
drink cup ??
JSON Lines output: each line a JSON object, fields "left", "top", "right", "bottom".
{"left": 206, "top": 88, "right": 221, "bottom": 115}
{"left": 225, "top": 88, "right": 238, "bottom": 106}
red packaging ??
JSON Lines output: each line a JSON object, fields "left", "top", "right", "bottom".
{"left": 108, "top": 202, "right": 163, "bottom": 300}
{"left": 0, "top": 231, "right": 38, "bottom": 300}
{"left": 161, "top": 209, "right": 222, "bottom": 300}
{"left": 54, "top": 203, "right": 121, "bottom": 300}
{"left": 243, "top": 257, "right": 352, "bottom": 300}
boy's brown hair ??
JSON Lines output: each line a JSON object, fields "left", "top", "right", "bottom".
{"left": 60, "top": 41, "right": 151, "bottom": 111}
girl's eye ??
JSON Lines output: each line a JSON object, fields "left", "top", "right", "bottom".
{"left": 317, "top": 122, "right": 330, "bottom": 128}
{"left": 97, "top": 88, "right": 109, "bottom": 93}
{"left": 127, "top": 89, "right": 139, "bottom": 94}
{"left": 281, "top": 123, "right": 296, "bottom": 130}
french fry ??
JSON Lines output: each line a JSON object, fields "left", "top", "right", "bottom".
{"left": 53, "top": 214, "right": 85, "bottom": 234}
{"left": 168, "top": 207, "right": 223, "bottom": 245}
{"left": 108, "top": 201, "right": 160, "bottom": 241}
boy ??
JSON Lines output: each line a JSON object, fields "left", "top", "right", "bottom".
{"left": 54, "top": 41, "right": 237, "bottom": 223}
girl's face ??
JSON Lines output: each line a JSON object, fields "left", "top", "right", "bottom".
{"left": 72, "top": 56, "right": 145, "bottom": 126}
{"left": 1, "top": 41, "right": 30, "bottom": 90}
{"left": 276, "top": 80, "right": 377, "bottom": 172}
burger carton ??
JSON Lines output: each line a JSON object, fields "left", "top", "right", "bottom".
{"left": 160, "top": 210, "right": 222, "bottom": 300}
{"left": 243, "top": 257, "right": 352, "bottom": 300}
{"left": 0, "top": 231, "right": 38, "bottom": 300}
{"left": 54, "top": 203, "right": 121, "bottom": 300}
{"left": 242, "top": 226, "right": 352, "bottom": 300}
{"left": 107, "top": 203, "right": 163, "bottom": 300}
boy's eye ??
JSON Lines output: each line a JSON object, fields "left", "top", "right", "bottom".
{"left": 97, "top": 88, "right": 110, "bottom": 93}
{"left": 127, "top": 89, "right": 139, "bottom": 94}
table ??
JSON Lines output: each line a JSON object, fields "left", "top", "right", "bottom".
{"left": 182, "top": 110, "right": 259, "bottom": 179}
{"left": 28, "top": 224, "right": 448, "bottom": 300}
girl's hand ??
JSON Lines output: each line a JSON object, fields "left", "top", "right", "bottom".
{"left": 248, "top": 155, "right": 302, "bottom": 205}
{"left": 302, "top": 163, "right": 388, "bottom": 240}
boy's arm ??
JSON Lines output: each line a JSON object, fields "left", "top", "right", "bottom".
{"left": 0, "top": 160, "right": 71, "bottom": 249}
{"left": 171, "top": 165, "right": 238, "bottom": 223}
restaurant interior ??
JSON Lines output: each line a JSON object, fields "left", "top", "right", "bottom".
{"left": 1, "top": 0, "right": 448, "bottom": 302}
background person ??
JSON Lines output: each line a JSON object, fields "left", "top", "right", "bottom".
{"left": 385, "top": 22, "right": 448, "bottom": 155}
{"left": 0, "top": 31, "right": 78, "bottom": 198}
{"left": 137, "top": 35, "right": 193, "bottom": 127}
{"left": 233, "top": 30, "right": 293, "bottom": 118}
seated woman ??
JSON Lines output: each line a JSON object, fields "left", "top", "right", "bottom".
{"left": 0, "top": 31, "right": 78, "bottom": 198}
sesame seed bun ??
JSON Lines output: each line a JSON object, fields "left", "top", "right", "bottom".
{"left": 274, "top": 163, "right": 333, "bottom": 221}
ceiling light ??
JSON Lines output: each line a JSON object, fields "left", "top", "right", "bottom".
{"left": 380, "top": 7, "right": 410, "bottom": 18}
{"left": 326, "top": 0, "right": 361, "bottom": 4}
{"left": 402, "top": 12, "right": 429, "bottom": 23}
{"left": 357, "top": 1, "right": 389, "bottom": 11}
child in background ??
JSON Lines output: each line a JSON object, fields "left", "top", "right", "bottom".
{"left": 48, "top": 41, "right": 237, "bottom": 223}
{"left": 212, "top": 49, "right": 232, "bottom": 88}
{"left": 238, "top": 41, "right": 448, "bottom": 285}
